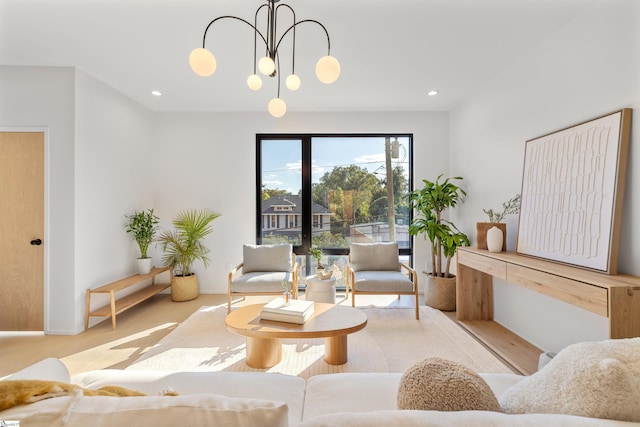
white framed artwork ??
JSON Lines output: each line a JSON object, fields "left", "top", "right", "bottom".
{"left": 516, "top": 109, "right": 632, "bottom": 274}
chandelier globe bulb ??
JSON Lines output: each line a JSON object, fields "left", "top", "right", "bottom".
{"left": 315, "top": 55, "right": 340, "bottom": 84}
{"left": 189, "top": 48, "right": 217, "bottom": 77}
{"left": 268, "top": 98, "right": 287, "bottom": 118}
{"left": 247, "top": 74, "right": 263, "bottom": 91}
{"left": 286, "top": 74, "right": 301, "bottom": 91}
{"left": 258, "top": 56, "right": 276, "bottom": 76}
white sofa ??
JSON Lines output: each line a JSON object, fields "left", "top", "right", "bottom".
{"left": 1, "top": 358, "right": 637, "bottom": 426}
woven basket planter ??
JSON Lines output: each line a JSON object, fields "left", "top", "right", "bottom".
{"left": 424, "top": 274, "right": 456, "bottom": 311}
{"left": 171, "top": 274, "right": 199, "bottom": 302}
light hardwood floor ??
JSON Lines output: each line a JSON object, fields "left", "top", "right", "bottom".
{"left": 1, "top": 292, "right": 535, "bottom": 378}
{"left": 1, "top": 294, "right": 227, "bottom": 378}
{"left": 1, "top": 292, "right": 417, "bottom": 378}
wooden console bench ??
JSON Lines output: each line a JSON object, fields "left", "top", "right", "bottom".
{"left": 85, "top": 267, "right": 172, "bottom": 330}
{"left": 456, "top": 247, "right": 640, "bottom": 373}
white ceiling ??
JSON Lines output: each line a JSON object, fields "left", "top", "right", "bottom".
{"left": 0, "top": 0, "right": 594, "bottom": 113}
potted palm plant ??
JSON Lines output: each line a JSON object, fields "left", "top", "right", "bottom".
{"left": 158, "top": 208, "right": 221, "bottom": 301}
{"left": 125, "top": 209, "right": 159, "bottom": 275}
{"left": 408, "top": 175, "right": 470, "bottom": 311}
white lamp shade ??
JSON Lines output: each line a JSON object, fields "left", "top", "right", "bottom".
{"left": 258, "top": 56, "right": 276, "bottom": 76}
{"left": 315, "top": 55, "right": 340, "bottom": 84}
{"left": 286, "top": 74, "right": 301, "bottom": 91}
{"left": 268, "top": 98, "right": 287, "bottom": 118}
{"left": 247, "top": 74, "right": 263, "bottom": 91}
{"left": 189, "top": 48, "right": 217, "bottom": 77}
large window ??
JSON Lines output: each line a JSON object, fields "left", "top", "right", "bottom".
{"left": 257, "top": 134, "right": 413, "bottom": 278}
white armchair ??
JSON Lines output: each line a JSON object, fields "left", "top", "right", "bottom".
{"left": 227, "top": 244, "right": 299, "bottom": 313}
{"left": 346, "top": 242, "right": 419, "bottom": 319}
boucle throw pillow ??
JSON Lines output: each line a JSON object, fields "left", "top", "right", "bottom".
{"left": 397, "top": 357, "right": 501, "bottom": 412}
{"left": 500, "top": 338, "right": 640, "bottom": 422}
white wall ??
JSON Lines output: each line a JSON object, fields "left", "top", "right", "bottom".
{"left": 75, "top": 70, "right": 155, "bottom": 332}
{"left": 450, "top": 0, "right": 640, "bottom": 353}
{"left": 0, "top": 66, "right": 76, "bottom": 334}
{"left": 150, "top": 111, "right": 449, "bottom": 294}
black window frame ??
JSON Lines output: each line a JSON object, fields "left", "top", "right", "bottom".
{"left": 256, "top": 133, "right": 414, "bottom": 263}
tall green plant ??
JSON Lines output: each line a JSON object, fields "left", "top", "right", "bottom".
{"left": 125, "top": 209, "right": 159, "bottom": 259}
{"left": 159, "top": 209, "right": 221, "bottom": 276}
{"left": 408, "top": 175, "right": 470, "bottom": 278}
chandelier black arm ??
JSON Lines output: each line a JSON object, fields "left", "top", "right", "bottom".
{"left": 275, "top": 50, "right": 281, "bottom": 98}
{"left": 253, "top": 5, "right": 270, "bottom": 74}
{"left": 201, "top": 15, "right": 269, "bottom": 49}
{"left": 276, "top": 3, "right": 296, "bottom": 75}
{"left": 274, "top": 19, "right": 332, "bottom": 57}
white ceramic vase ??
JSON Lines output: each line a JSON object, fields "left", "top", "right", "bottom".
{"left": 486, "top": 226, "right": 504, "bottom": 252}
{"left": 137, "top": 257, "right": 152, "bottom": 275}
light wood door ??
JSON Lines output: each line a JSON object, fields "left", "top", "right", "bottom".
{"left": 0, "top": 132, "right": 45, "bottom": 331}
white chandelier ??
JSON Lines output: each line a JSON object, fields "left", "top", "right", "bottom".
{"left": 189, "top": 0, "right": 341, "bottom": 118}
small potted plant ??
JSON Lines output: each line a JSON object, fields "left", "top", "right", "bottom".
{"left": 125, "top": 208, "right": 159, "bottom": 275}
{"left": 408, "top": 175, "right": 470, "bottom": 311}
{"left": 158, "top": 208, "right": 221, "bottom": 301}
{"left": 477, "top": 194, "right": 520, "bottom": 252}
{"left": 310, "top": 247, "right": 324, "bottom": 269}
{"left": 310, "top": 247, "right": 333, "bottom": 279}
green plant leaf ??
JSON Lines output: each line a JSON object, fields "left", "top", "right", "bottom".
{"left": 158, "top": 209, "right": 221, "bottom": 276}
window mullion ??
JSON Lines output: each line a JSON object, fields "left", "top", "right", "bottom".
{"left": 301, "top": 135, "right": 312, "bottom": 254}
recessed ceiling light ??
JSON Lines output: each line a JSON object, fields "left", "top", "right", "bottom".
{"left": 427, "top": 90, "right": 439, "bottom": 96}
{"left": 151, "top": 90, "right": 162, "bottom": 96}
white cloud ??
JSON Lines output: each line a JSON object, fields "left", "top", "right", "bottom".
{"left": 354, "top": 153, "right": 385, "bottom": 164}
{"left": 288, "top": 160, "right": 325, "bottom": 175}
{"left": 286, "top": 161, "right": 302, "bottom": 172}
{"left": 312, "top": 162, "right": 325, "bottom": 175}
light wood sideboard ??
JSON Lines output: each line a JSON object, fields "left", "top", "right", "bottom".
{"left": 456, "top": 247, "right": 640, "bottom": 373}
{"left": 85, "top": 267, "right": 172, "bottom": 330}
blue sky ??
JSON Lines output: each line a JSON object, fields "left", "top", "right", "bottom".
{"left": 262, "top": 136, "right": 410, "bottom": 194}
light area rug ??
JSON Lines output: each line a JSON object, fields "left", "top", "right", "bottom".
{"left": 127, "top": 304, "right": 513, "bottom": 378}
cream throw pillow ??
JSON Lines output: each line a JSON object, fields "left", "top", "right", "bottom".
{"left": 350, "top": 242, "right": 400, "bottom": 272}
{"left": 242, "top": 244, "right": 292, "bottom": 273}
{"left": 500, "top": 338, "right": 640, "bottom": 422}
{"left": 1, "top": 358, "right": 70, "bottom": 383}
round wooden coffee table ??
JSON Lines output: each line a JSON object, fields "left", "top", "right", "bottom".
{"left": 225, "top": 302, "right": 367, "bottom": 369}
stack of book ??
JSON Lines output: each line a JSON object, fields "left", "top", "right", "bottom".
{"left": 260, "top": 298, "right": 315, "bottom": 324}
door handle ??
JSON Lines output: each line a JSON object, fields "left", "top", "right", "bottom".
{"left": 30, "top": 239, "right": 42, "bottom": 246}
